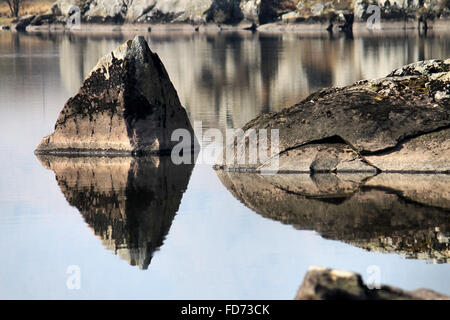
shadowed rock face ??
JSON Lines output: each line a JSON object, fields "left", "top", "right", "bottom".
{"left": 37, "top": 155, "right": 194, "bottom": 269}
{"left": 35, "top": 36, "right": 195, "bottom": 155}
{"left": 215, "top": 59, "right": 450, "bottom": 172}
{"left": 217, "top": 171, "right": 450, "bottom": 263}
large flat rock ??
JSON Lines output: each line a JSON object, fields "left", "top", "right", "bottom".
{"left": 216, "top": 59, "right": 450, "bottom": 173}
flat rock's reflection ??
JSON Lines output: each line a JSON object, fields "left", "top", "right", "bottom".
{"left": 37, "top": 156, "right": 194, "bottom": 269}
{"left": 217, "top": 171, "right": 450, "bottom": 263}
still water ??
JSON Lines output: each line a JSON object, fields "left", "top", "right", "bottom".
{"left": 0, "top": 29, "right": 449, "bottom": 299}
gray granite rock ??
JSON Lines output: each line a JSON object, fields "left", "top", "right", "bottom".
{"left": 52, "top": 0, "right": 288, "bottom": 24}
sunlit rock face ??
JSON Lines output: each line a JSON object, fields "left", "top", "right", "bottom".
{"left": 217, "top": 171, "right": 450, "bottom": 263}
{"left": 36, "top": 36, "right": 195, "bottom": 155}
{"left": 37, "top": 155, "right": 194, "bottom": 269}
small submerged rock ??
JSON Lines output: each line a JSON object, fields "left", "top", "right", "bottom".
{"left": 296, "top": 267, "right": 449, "bottom": 300}
{"left": 35, "top": 36, "right": 195, "bottom": 155}
{"left": 216, "top": 59, "right": 450, "bottom": 173}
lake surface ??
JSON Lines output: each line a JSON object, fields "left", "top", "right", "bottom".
{"left": 0, "top": 29, "right": 449, "bottom": 299}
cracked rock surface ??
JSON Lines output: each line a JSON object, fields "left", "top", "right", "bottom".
{"left": 215, "top": 59, "right": 450, "bottom": 173}
{"left": 35, "top": 36, "right": 194, "bottom": 155}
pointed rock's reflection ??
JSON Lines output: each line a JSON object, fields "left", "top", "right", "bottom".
{"left": 217, "top": 171, "right": 450, "bottom": 263}
{"left": 38, "top": 156, "right": 194, "bottom": 269}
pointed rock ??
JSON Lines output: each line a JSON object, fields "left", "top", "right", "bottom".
{"left": 36, "top": 36, "right": 195, "bottom": 155}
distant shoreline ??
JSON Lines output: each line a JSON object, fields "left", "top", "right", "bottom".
{"left": 10, "top": 19, "right": 448, "bottom": 34}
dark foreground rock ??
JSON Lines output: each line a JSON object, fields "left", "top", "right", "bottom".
{"left": 217, "top": 171, "right": 450, "bottom": 263}
{"left": 215, "top": 59, "right": 450, "bottom": 173}
{"left": 37, "top": 155, "right": 194, "bottom": 269}
{"left": 35, "top": 36, "right": 195, "bottom": 155}
{"left": 296, "top": 266, "right": 449, "bottom": 300}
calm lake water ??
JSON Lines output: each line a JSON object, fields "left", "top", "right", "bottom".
{"left": 0, "top": 29, "right": 449, "bottom": 299}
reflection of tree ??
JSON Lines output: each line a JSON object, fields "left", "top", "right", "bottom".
{"left": 295, "top": 35, "right": 335, "bottom": 90}
{"left": 259, "top": 34, "right": 282, "bottom": 114}
{"left": 37, "top": 156, "right": 194, "bottom": 269}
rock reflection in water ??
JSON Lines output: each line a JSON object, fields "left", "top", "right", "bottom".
{"left": 37, "top": 155, "right": 194, "bottom": 269}
{"left": 217, "top": 171, "right": 450, "bottom": 263}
